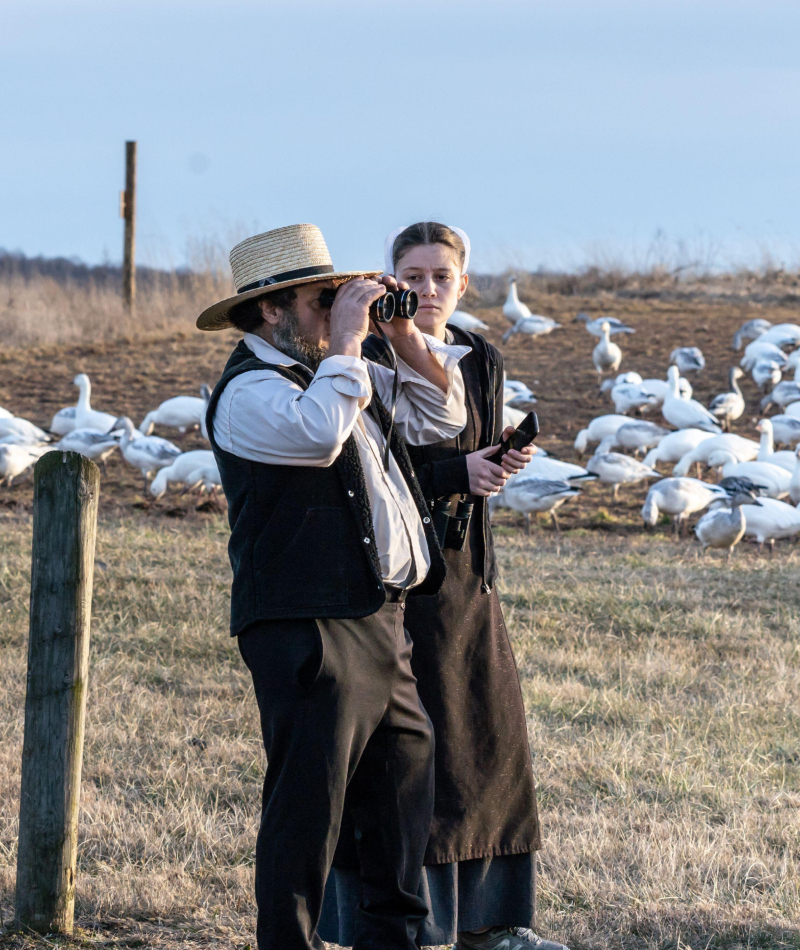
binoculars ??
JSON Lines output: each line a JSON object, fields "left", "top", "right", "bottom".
{"left": 318, "top": 286, "right": 419, "bottom": 323}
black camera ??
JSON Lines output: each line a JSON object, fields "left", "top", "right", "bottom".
{"left": 318, "top": 286, "right": 418, "bottom": 323}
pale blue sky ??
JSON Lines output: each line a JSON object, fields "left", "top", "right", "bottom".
{"left": 2, "top": 0, "right": 799, "bottom": 272}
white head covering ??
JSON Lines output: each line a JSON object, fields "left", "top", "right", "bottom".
{"left": 383, "top": 224, "right": 471, "bottom": 275}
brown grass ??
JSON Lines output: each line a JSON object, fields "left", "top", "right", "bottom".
{"left": 1, "top": 276, "right": 800, "bottom": 949}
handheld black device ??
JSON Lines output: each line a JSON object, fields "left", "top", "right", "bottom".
{"left": 318, "top": 287, "right": 418, "bottom": 323}
{"left": 492, "top": 411, "right": 539, "bottom": 462}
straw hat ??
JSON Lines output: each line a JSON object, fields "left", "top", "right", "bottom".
{"left": 197, "top": 223, "right": 380, "bottom": 331}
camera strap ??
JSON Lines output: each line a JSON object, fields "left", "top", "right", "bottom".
{"left": 371, "top": 321, "right": 399, "bottom": 470}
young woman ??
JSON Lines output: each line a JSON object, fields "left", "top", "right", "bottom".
{"left": 319, "top": 223, "right": 568, "bottom": 950}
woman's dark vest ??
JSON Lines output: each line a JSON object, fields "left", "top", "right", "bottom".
{"left": 206, "top": 340, "right": 447, "bottom": 635}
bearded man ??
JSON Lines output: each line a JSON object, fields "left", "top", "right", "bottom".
{"left": 197, "top": 224, "right": 470, "bottom": 950}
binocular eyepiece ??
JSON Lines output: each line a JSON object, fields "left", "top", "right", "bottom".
{"left": 318, "top": 286, "right": 418, "bottom": 323}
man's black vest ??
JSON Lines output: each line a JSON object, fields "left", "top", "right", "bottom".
{"left": 206, "top": 340, "right": 447, "bottom": 635}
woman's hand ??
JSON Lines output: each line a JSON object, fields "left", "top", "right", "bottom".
{"left": 466, "top": 446, "right": 510, "bottom": 496}
{"left": 496, "top": 425, "right": 537, "bottom": 475}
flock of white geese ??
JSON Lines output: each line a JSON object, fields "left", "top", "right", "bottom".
{"left": 3, "top": 283, "right": 800, "bottom": 553}
{"left": 451, "top": 279, "right": 800, "bottom": 557}
{"left": 0, "top": 374, "right": 221, "bottom": 502}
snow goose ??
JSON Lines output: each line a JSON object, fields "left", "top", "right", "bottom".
{"left": 592, "top": 322, "right": 622, "bottom": 377}
{"left": 600, "top": 372, "right": 643, "bottom": 396}
{"left": 670, "top": 347, "right": 705, "bottom": 373}
{"left": 733, "top": 318, "right": 771, "bottom": 351}
{"left": 574, "top": 313, "right": 635, "bottom": 336}
{"left": 739, "top": 496, "right": 800, "bottom": 552}
{"left": 504, "top": 379, "right": 537, "bottom": 406}
{"left": 662, "top": 366, "right": 721, "bottom": 433}
{"left": 0, "top": 416, "right": 50, "bottom": 444}
{"left": 672, "top": 432, "right": 759, "bottom": 476}
{"left": 586, "top": 448, "right": 659, "bottom": 500}
{"left": 610, "top": 383, "right": 658, "bottom": 415}
{"left": 0, "top": 444, "right": 50, "bottom": 486}
{"left": 787, "top": 402, "right": 800, "bottom": 421}
{"left": 741, "top": 340, "right": 787, "bottom": 372}
{"left": 695, "top": 491, "right": 762, "bottom": 557}
{"left": 709, "top": 368, "right": 745, "bottom": 430}
{"left": 641, "top": 477, "right": 728, "bottom": 534}
{"left": 50, "top": 406, "right": 78, "bottom": 437}
{"left": 642, "top": 429, "right": 715, "bottom": 469}
{"left": 73, "top": 373, "right": 117, "bottom": 432}
{"left": 706, "top": 450, "right": 791, "bottom": 499}
{"left": 116, "top": 416, "right": 181, "bottom": 484}
{"left": 757, "top": 323, "right": 800, "bottom": 349}
{"left": 489, "top": 475, "right": 581, "bottom": 533}
{"left": 789, "top": 448, "right": 800, "bottom": 505}
{"left": 613, "top": 421, "right": 671, "bottom": 456}
{"left": 639, "top": 374, "right": 692, "bottom": 407}
{"left": 502, "top": 277, "right": 531, "bottom": 324}
{"left": 54, "top": 428, "right": 120, "bottom": 469}
{"left": 140, "top": 386, "right": 209, "bottom": 436}
{"left": 502, "top": 313, "right": 560, "bottom": 344}
{"left": 760, "top": 364, "right": 800, "bottom": 412}
{"left": 755, "top": 418, "right": 797, "bottom": 472}
{"left": 149, "top": 449, "right": 217, "bottom": 498}
{"left": 0, "top": 406, "right": 13, "bottom": 419}
{"left": 447, "top": 311, "right": 489, "bottom": 333}
{"left": 184, "top": 462, "right": 223, "bottom": 500}
{"left": 769, "top": 414, "right": 800, "bottom": 446}
{"left": 523, "top": 455, "right": 595, "bottom": 483}
{"left": 574, "top": 414, "right": 632, "bottom": 454}
{"left": 751, "top": 359, "right": 782, "bottom": 392}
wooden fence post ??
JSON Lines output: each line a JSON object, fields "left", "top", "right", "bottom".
{"left": 15, "top": 451, "right": 100, "bottom": 934}
{"left": 122, "top": 140, "right": 137, "bottom": 311}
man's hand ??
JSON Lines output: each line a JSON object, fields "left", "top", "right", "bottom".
{"left": 328, "top": 277, "right": 389, "bottom": 358}
{"left": 466, "top": 446, "right": 510, "bottom": 496}
{"left": 496, "top": 425, "right": 537, "bottom": 475}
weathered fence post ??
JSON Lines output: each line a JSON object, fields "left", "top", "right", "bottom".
{"left": 121, "top": 139, "right": 137, "bottom": 311}
{"left": 15, "top": 451, "right": 100, "bottom": 934}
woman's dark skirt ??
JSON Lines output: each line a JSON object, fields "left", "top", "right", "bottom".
{"left": 319, "top": 851, "right": 537, "bottom": 946}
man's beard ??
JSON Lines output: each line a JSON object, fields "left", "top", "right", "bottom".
{"left": 272, "top": 307, "right": 325, "bottom": 371}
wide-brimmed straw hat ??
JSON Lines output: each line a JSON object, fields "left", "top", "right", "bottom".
{"left": 197, "top": 223, "right": 380, "bottom": 331}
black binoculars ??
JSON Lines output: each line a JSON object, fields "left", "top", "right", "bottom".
{"left": 318, "top": 286, "right": 418, "bottom": 323}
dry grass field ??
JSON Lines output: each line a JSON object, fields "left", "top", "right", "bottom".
{"left": 1, "top": 268, "right": 800, "bottom": 949}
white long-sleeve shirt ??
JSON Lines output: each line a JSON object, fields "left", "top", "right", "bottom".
{"left": 213, "top": 332, "right": 469, "bottom": 588}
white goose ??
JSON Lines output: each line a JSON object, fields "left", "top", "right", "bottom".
{"left": 0, "top": 406, "right": 12, "bottom": 419}
{"left": 503, "top": 379, "right": 536, "bottom": 406}
{"left": 751, "top": 359, "right": 782, "bottom": 392}
{"left": 733, "top": 318, "right": 771, "bottom": 351}
{"left": 447, "top": 311, "right": 489, "bottom": 333}
{"left": 641, "top": 477, "right": 728, "bottom": 534}
{"left": 662, "top": 366, "right": 721, "bottom": 433}
{"left": 0, "top": 443, "right": 50, "bottom": 486}
{"left": 50, "top": 406, "right": 78, "bottom": 437}
{"left": 639, "top": 374, "right": 692, "bottom": 407}
{"left": 610, "top": 383, "right": 658, "bottom": 416}
{"left": 787, "top": 401, "right": 800, "bottom": 421}
{"left": 54, "top": 428, "right": 120, "bottom": 468}
{"left": 769, "top": 414, "right": 800, "bottom": 446}
{"left": 695, "top": 492, "right": 763, "bottom": 558}
{"left": 755, "top": 418, "right": 797, "bottom": 472}
{"left": 672, "top": 432, "right": 759, "bottom": 477}
{"left": 592, "top": 322, "right": 622, "bottom": 377}
{"left": 502, "top": 276, "right": 532, "bottom": 324}
{"left": 741, "top": 339, "right": 787, "bottom": 372}
{"left": 613, "top": 421, "right": 671, "bottom": 456}
{"left": 574, "top": 313, "right": 635, "bottom": 337}
{"left": 586, "top": 445, "right": 659, "bottom": 500}
{"left": 600, "top": 371, "right": 643, "bottom": 395}
{"left": 739, "top": 496, "right": 800, "bottom": 552}
{"left": 184, "top": 463, "right": 223, "bottom": 500}
{"left": 643, "top": 429, "right": 715, "bottom": 470}
{"left": 709, "top": 368, "right": 745, "bottom": 430}
{"left": 116, "top": 417, "right": 181, "bottom": 484}
{"left": 140, "top": 386, "right": 210, "bottom": 436}
{"left": 706, "top": 450, "right": 791, "bottom": 499}
{"left": 489, "top": 475, "right": 581, "bottom": 533}
{"left": 670, "top": 347, "right": 705, "bottom": 373}
{"left": 574, "top": 414, "right": 632, "bottom": 454}
{"left": 523, "top": 455, "right": 594, "bottom": 483}
{"left": 789, "top": 447, "right": 800, "bottom": 505}
{"left": 149, "top": 450, "right": 218, "bottom": 498}
{"left": 502, "top": 313, "right": 561, "bottom": 344}
{"left": 0, "top": 416, "right": 50, "bottom": 444}
{"left": 757, "top": 323, "right": 800, "bottom": 349}
{"left": 73, "top": 374, "right": 117, "bottom": 432}
{"left": 760, "top": 364, "right": 800, "bottom": 412}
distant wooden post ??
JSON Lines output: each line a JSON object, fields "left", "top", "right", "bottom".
{"left": 121, "top": 140, "right": 137, "bottom": 311}
{"left": 15, "top": 452, "right": 100, "bottom": 934}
